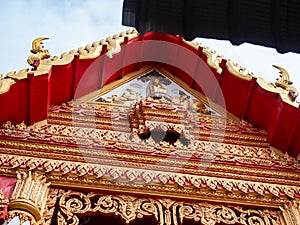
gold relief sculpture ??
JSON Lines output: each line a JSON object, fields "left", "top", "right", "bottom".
{"left": 40, "top": 188, "right": 66, "bottom": 225}
{"left": 27, "top": 37, "right": 51, "bottom": 70}
{"left": 56, "top": 191, "right": 283, "bottom": 225}
{"left": 8, "top": 171, "right": 51, "bottom": 224}
{"left": 0, "top": 154, "right": 299, "bottom": 206}
{"left": 272, "top": 65, "right": 299, "bottom": 101}
{"left": 201, "top": 47, "right": 224, "bottom": 74}
{"left": 226, "top": 59, "right": 255, "bottom": 81}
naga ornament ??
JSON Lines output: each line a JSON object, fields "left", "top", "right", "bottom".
{"left": 27, "top": 37, "right": 51, "bottom": 70}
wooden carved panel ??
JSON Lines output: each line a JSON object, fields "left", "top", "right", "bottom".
{"left": 56, "top": 191, "right": 283, "bottom": 225}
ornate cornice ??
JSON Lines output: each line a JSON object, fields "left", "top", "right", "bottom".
{"left": 0, "top": 155, "right": 299, "bottom": 207}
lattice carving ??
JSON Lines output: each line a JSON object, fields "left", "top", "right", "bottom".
{"left": 0, "top": 154, "right": 299, "bottom": 200}
{"left": 57, "top": 191, "right": 283, "bottom": 225}
{"left": 40, "top": 188, "right": 66, "bottom": 225}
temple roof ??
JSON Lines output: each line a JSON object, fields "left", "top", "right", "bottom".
{"left": 0, "top": 30, "right": 299, "bottom": 159}
{"left": 122, "top": 0, "right": 300, "bottom": 54}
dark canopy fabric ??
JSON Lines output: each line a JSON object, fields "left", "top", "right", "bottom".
{"left": 122, "top": 0, "right": 300, "bottom": 54}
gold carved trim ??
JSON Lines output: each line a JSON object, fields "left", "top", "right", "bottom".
{"left": 0, "top": 29, "right": 139, "bottom": 94}
{"left": 85, "top": 65, "right": 238, "bottom": 121}
{"left": 202, "top": 47, "right": 224, "bottom": 74}
{"left": 0, "top": 155, "right": 299, "bottom": 207}
{"left": 1, "top": 31, "right": 299, "bottom": 109}
{"left": 0, "top": 189, "right": 8, "bottom": 223}
{"left": 57, "top": 191, "right": 283, "bottom": 225}
{"left": 0, "top": 142, "right": 299, "bottom": 182}
{"left": 194, "top": 40, "right": 299, "bottom": 106}
{"left": 40, "top": 188, "right": 66, "bottom": 225}
{"left": 226, "top": 59, "right": 255, "bottom": 81}
{"left": 9, "top": 171, "right": 50, "bottom": 222}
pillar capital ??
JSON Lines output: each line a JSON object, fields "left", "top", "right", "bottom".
{"left": 8, "top": 171, "right": 50, "bottom": 224}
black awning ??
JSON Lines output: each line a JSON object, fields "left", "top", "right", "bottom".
{"left": 122, "top": 0, "right": 300, "bottom": 54}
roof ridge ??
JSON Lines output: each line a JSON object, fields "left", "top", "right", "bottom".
{"left": 0, "top": 29, "right": 298, "bottom": 107}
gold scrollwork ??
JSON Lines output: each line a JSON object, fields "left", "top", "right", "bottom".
{"left": 57, "top": 191, "right": 283, "bottom": 225}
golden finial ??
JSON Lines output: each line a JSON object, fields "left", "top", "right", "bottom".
{"left": 273, "top": 65, "right": 298, "bottom": 101}
{"left": 27, "top": 37, "right": 51, "bottom": 70}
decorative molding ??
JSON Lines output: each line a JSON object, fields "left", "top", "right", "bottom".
{"left": 201, "top": 47, "right": 224, "bottom": 74}
{"left": 9, "top": 171, "right": 50, "bottom": 223}
{"left": 1, "top": 114, "right": 299, "bottom": 172}
{"left": 57, "top": 191, "right": 283, "bottom": 225}
{"left": 0, "top": 155, "right": 299, "bottom": 206}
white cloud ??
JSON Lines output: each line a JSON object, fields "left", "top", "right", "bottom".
{"left": 195, "top": 38, "right": 300, "bottom": 92}
{"left": 0, "top": 0, "right": 299, "bottom": 95}
{"left": 0, "top": 0, "right": 128, "bottom": 74}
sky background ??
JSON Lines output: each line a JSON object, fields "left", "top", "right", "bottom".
{"left": 0, "top": 0, "right": 299, "bottom": 95}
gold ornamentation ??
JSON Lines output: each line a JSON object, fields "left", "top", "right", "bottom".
{"left": 0, "top": 29, "right": 138, "bottom": 94}
{"left": 226, "top": 59, "right": 255, "bottom": 81}
{"left": 57, "top": 191, "right": 282, "bottom": 225}
{"left": 6, "top": 210, "right": 35, "bottom": 225}
{"left": 9, "top": 171, "right": 51, "bottom": 222}
{"left": 201, "top": 47, "right": 224, "bottom": 74}
{"left": 40, "top": 188, "right": 66, "bottom": 225}
{"left": 1, "top": 114, "right": 299, "bottom": 171}
{"left": 27, "top": 37, "right": 51, "bottom": 69}
{"left": 272, "top": 65, "right": 298, "bottom": 101}
{"left": 0, "top": 154, "right": 299, "bottom": 204}
{"left": 280, "top": 201, "right": 300, "bottom": 225}
{"left": 0, "top": 77, "right": 16, "bottom": 94}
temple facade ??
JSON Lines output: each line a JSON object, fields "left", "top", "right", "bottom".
{"left": 0, "top": 30, "right": 299, "bottom": 225}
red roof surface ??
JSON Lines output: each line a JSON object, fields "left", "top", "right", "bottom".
{"left": 0, "top": 31, "right": 299, "bottom": 159}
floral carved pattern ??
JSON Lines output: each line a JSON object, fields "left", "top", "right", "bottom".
{"left": 57, "top": 191, "right": 283, "bottom": 225}
{"left": 40, "top": 188, "right": 66, "bottom": 225}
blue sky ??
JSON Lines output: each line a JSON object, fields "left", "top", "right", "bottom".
{"left": 0, "top": 0, "right": 299, "bottom": 94}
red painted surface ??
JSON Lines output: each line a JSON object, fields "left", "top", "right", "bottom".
{"left": 0, "top": 176, "right": 16, "bottom": 198}
{"left": 0, "top": 176, "right": 16, "bottom": 223}
{"left": 0, "top": 32, "right": 300, "bottom": 157}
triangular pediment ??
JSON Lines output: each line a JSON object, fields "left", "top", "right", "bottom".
{"left": 89, "top": 67, "right": 220, "bottom": 117}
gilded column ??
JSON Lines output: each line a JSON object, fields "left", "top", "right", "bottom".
{"left": 7, "top": 171, "right": 50, "bottom": 224}
{"left": 281, "top": 201, "right": 300, "bottom": 225}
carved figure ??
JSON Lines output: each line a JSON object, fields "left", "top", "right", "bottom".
{"left": 27, "top": 37, "right": 51, "bottom": 70}
{"left": 273, "top": 65, "right": 298, "bottom": 101}
{"left": 148, "top": 78, "right": 168, "bottom": 96}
